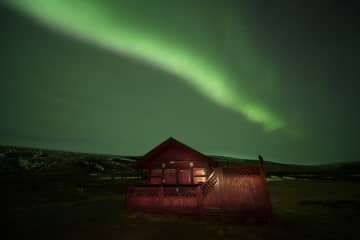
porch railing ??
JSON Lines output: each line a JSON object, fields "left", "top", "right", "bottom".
{"left": 127, "top": 184, "right": 202, "bottom": 197}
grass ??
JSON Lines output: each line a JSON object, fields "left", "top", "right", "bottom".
{"left": 6, "top": 177, "right": 360, "bottom": 240}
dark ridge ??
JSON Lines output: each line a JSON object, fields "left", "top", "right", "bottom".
{"left": 1, "top": 145, "right": 360, "bottom": 179}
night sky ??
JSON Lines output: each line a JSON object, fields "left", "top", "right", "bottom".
{"left": 1, "top": 0, "right": 359, "bottom": 164}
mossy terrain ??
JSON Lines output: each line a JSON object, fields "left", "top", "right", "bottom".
{"left": 3, "top": 145, "right": 360, "bottom": 240}
{"left": 6, "top": 176, "right": 360, "bottom": 240}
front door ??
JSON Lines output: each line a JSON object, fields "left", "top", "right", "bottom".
{"left": 163, "top": 169, "right": 177, "bottom": 184}
{"left": 178, "top": 169, "right": 191, "bottom": 184}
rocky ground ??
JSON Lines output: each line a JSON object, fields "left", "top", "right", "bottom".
{"left": 3, "top": 145, "right": 360, "bottom": 240}
{"left": 2, "top": 145, "right": 360, "bottom": 180}
{"left": 5, "top": 177, "right": 360, "bottom": 240}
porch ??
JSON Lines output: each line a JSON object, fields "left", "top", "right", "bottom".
{"left": 126, "top": 184, "right": 204, "bottom": 214}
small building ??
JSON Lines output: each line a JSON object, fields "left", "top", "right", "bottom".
{"left": 126, "top": 137, "right": 272, "bottom": 219}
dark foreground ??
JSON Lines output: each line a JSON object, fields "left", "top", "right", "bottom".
{"left": 6, "top": 177, "right": 360, "bottom": 240}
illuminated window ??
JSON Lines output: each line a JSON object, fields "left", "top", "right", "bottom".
{"left": 193, "top": 168, "right": 207, "bottom": 176}
{"left": 193, "top": 176, "right": 207, "bottom": 183}
{"left": 193, "top": 168, "right": 207, "bottom": 184}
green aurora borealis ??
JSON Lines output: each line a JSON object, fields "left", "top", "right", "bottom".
{"left": 6, "top": 0, "right": 284, "bottom": 131}
{"left": 1, "top": 1, "right": 359, "bottom": 164}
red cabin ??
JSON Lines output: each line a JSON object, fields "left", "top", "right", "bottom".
{"left": 126, "top": 137, "right": 272, "bottom": 219}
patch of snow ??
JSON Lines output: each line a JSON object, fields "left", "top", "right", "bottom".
{"left": 266, "top": 176, "right": 283, "bottom": 182}
{"left": 282, "top": 176, "right": 296, "bottom": 180}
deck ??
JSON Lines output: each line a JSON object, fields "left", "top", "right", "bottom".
{"left": 126, "top": 184, "right": 204, "bottom": 214}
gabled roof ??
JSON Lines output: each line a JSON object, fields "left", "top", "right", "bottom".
{"left": 135, "top": 137, "right": 217, "bottom": 168}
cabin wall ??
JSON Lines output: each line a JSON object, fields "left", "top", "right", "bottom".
{"left": 145, "top": 148, "right": 212, "bottom": 185}
{"left": 202, "top": 167, "right": 272, "bottom": 218}
{"left": 148, "top": 167, "right": 209, "bottom": 185}
{"left": 219, "top": 167, "right": 271, "bottom": 218}
{"left": 221, "top": 174, "right": 270, "bottom": 217}
{"left": 127, "top": 165, "right": 272, "bottom": 218}
{"left": 202, "top": 168, "right": 222, "bottom": 213}
{"left": 143, "top": 147, "right": 211, "bottom": 169}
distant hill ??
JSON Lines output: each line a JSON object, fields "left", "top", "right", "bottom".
{"left": 0, "top": 145, "right": 139, "bottom": 177}
{"left": 1, "top": 145, "right": 360, "bottom": 180}
{"left": 211, "top": 155, "right": 360, "bottom": 177}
